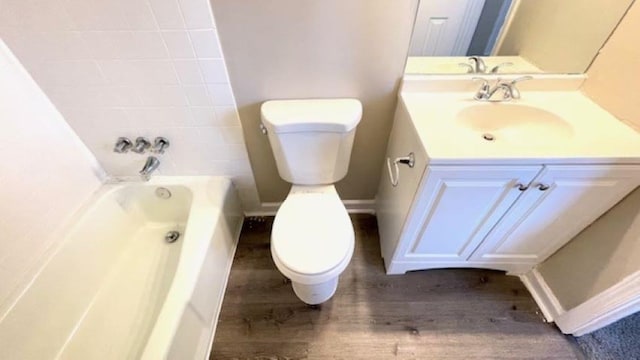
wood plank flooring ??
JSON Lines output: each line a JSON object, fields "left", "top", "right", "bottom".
{"left": 211, "top": 215, "right": 583, "bottom": 359}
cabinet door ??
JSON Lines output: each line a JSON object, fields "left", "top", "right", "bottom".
{"left": 397, "top": 166, "right": 542, "bottom": 262}
{"left": 470, "top": 165, "right": 640, "bottom": 265}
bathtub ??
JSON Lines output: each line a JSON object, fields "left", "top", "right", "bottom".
{"left": 0, "top": 177, "right": 244, "bottom": 359}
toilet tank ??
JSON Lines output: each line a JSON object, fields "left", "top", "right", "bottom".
{"left": 261, "top": 99, "right": 362, "bottom": 185}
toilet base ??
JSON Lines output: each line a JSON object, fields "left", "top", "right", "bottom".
{"left": 291, "top": 277, "right": 339, "bottom": 305}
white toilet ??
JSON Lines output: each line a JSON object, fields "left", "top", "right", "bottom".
{"left": 260, "top": 98, "right": 362, "bottom": 304}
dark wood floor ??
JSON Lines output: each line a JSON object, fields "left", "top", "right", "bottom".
{"left": 211, "top": 215, "right": 583, "bottom": 360}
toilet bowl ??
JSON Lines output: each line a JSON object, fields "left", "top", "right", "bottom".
{"left": 260, "top": 98, "right": 362, "bottom": 304}
{"left": 270, "top": 185, "right": 354, "bottom": 304}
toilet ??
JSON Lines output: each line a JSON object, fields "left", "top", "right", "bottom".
{"left": 260, "top": 98, "right": 362, "bottom": 304}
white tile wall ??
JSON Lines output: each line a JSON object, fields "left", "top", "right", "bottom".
{"left": 0, "top": 41, "right": 103, "bottom": 313}
{"left": 0, "top": 0, "right": 261, "bottom": 210}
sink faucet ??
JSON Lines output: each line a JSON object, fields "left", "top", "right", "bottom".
{"left": 458, "top": 56, "right": 487, "bottom": 73}
{"left": 472, "top": 76, "right": 533, "bottom": 102}
{"left": 139, "top": 156, "right": 160, "bottom": 181}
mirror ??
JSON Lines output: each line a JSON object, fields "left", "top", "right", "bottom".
{"left": 406, "top": 0, "right": 634, "bottom": 74}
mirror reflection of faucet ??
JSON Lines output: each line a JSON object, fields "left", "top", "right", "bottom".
{"left": 459, "top": 56, "right": 513, "bottom": 74}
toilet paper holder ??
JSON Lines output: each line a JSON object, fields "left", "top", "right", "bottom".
{"left": 386, "top": 152, "right": 415, "bottom": 187}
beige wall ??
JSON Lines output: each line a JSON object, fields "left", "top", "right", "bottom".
{"left": 539, "top": 188, "right": 640, "bottom": 309}
{"left": 583, "top": 0, "right": 640, "bottom": 132}
{"left": 211, "top": 0, "right": 418, "bottom": 202}
{"left": 537, "top": 1, "right": 640, "bottom": 310}
{"left": 497, "top": 0, "right": 633, "bottom": 73}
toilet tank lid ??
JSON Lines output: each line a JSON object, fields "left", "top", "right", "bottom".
{"left": 261, "top": 98, "right": 362, "bottom": 134}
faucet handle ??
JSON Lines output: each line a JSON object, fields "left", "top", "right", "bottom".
{"left": 471, "top": 77, "right": 489, "bottom": 87}
{"left": 490, "top": 62, "right": 514, "bottom": 73}
{"left": 508, "top": 76, "right": 534, "bottom": 100}
{"left": 132, "top": 137, "right": 151, "bottom": 153}
{"left": 152, "top": 137, "right": 170, "bottom": 154}
{"left": 114, "top": 137, "right": 133, "bottom": 153}
{"left": 510, "top": 75, "right": 534, "bottom": 85}
{"left": 458, "top": 63, "right": 474, "bottom": 73}
{"left": 472, "top": 77, "right": 491, "bottom": 100}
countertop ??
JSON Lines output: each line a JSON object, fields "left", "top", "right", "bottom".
{"left": 401, "top": 90, "right": 640, "bottom": 165}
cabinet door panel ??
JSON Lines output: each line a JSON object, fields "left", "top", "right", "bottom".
{"left": 471, "top": 165, "right": 640, "bottom": 264}
{"left": 399, "top": 166, "right": 541, "bottom": 261}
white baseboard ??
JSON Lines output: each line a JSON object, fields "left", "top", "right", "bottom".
{"left": 245, "top": 199, "right": 376, "bottom": 217}
{"left": 344, "top": 199, "right": 377, "bottom": 214}
{"left": 520, "top": 268, "right": 640, "bottom": 336}
{"left": 245, "top": 202, "right": 281, "bottom": 216}
{"left": 555, "top": 270, "right": 640, "bottom": 336}
{"left": 519, "top": 269, "right": 565, "bottom": 322}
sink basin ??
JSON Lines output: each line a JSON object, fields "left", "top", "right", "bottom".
{"left": 456, "top": 104, "right": 574, "bottom": 144}
{"left": 400, "top": 90, "right": 640, "bottom": 162}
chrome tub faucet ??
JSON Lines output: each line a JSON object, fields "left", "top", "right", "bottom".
{"left": 140, "top": 156, "right": 160, "bottom": 181}
{"left": 113, "top": 136, "right": 169, "bottom": 180}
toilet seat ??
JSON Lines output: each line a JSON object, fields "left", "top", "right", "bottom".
{"left": 271, "top": 185, "right": 354, "bottom": 284}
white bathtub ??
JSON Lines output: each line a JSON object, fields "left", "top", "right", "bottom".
{"left": 0, "top": 177, "right": 243, "bottom": 360}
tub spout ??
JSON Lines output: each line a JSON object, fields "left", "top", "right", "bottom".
{"left": 139, "top": 156, "right": 160, "bottom": 181}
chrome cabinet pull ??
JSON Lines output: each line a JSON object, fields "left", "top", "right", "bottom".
{"left": 537, "top": 184, "right": 550, "bottom": 191}
{"left": 515, "top": 183, "right": 529, "bottom": 191}
{"left": 387, "top": 152, "right": 415, "bottom": 187}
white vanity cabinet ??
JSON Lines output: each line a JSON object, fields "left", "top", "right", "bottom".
{"left": 397, "top": 165, "right": 541, "bottom": 263}
{"left": 469, "top": 165, "right": 640, "bottom": 265}
{"left": 377, "top": 102, "right": 640, "bottom": 275}
{"left": 379, "top": 162, "right": 640, "bottom": 275}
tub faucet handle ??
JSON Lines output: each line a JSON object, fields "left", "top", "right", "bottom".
{"left": 152, "top": 137, "right": 170, "bottom": 154}
{"left": 132, "top": 137, "right": 151, "bottom": 153}
{"left": 114, "top": 137, "right": 133, "bottom": 153}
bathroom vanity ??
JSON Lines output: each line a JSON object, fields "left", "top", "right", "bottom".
{"left": 377, "top": 77, "right": 640, "bottom": 275}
